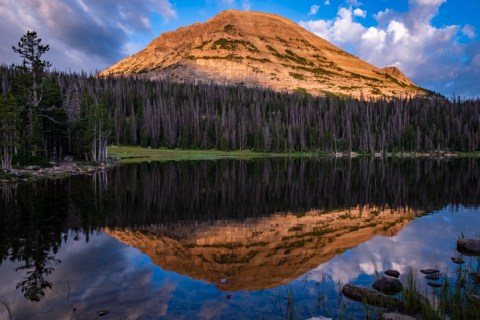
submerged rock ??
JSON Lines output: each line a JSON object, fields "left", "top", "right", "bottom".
{"left": 385, "top": 270, "right": 400, "bottom": 278}
{"left": 372, "top": 276, "right": 403, "bottom": 295}
{"left": 457, "top": 239, "right": 480, "bottom": 255}
{"left": 342, "top": 283, "right": 405, "bottom": 310}
{"left": 420, "top": 269, "right": 440, "bottom": 275}
{"left": 425, "top": 273, "right": 441, "bottom": 281}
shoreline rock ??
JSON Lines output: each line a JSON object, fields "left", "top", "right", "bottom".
{"left": 457, "top": 239, "right": 480, "bottom": 256}
{"left": 342, "top": 283, "right": 405, "bottom": 311}
{"left": 1, "top": 160, "right": 118, "bottom": 185}
{"left": 372, "top": 276, "right": 403, "bottom": 295}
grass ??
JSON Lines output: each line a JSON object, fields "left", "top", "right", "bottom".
{"left": 108, "top": 146, "right": 323, "bottom": 163}
{"left": 108, "top": 146, "right": 480, "bottom": 163}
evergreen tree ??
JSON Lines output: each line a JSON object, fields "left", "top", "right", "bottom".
{"left": 12, "top": 31, "right": 52, "bottom": 158}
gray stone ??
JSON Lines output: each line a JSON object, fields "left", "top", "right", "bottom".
{"left": 372, "top": 276, "right": 403, "bottom": 295}
{"left": 457, "top": 239, "right": 480, "bottom": 256}
{"left": 425, "top": 273, "right": 441, "bottom": 280}
{"left": 342, "top": 283, "right": 405, "bottom": 311}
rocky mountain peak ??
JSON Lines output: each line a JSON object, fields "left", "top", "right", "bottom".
{"left": 99, "top": 10, "right": 425, "bottom": 99}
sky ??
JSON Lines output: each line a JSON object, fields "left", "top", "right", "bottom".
{"left": 0, "top": 0, "right": 479, "bottom": 97}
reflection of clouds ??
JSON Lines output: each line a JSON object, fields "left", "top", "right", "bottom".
{"left": 0, "top": 233, "right": 175, "bottom": 319}
{"left": 199, "top": 300, "right": 229, "bottom": 320}
{"left": 308, "top": 207, "right": 480, "bottom": 285}
{"left": 1, "top": 207, "right": 479, "bottom": 319}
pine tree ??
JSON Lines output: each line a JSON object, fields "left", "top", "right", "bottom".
{"left": 12, "top": 31, "right": 52, "bottom": 158}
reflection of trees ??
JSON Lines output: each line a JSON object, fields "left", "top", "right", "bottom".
{"left": 1, "top": 180, "right": 71, "bottom": 302}
{"left": 1, "top": 158, "right": 480, "bottom": 301}
{"left": 105, "top": 158, "right": 480, "bottom": 225}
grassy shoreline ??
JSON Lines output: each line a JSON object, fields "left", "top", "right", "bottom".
{"left": 108, "top": 146, "right": 480, "bottom": 162}
{"left": 108, "top": 146, "right": 323, "bottom": 162}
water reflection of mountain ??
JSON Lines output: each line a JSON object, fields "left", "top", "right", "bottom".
{"left": 106, "top": 207, "right": 422, "bottom": 291}
{"left": 1, "top": 158, "right": 480, "bottom": 301}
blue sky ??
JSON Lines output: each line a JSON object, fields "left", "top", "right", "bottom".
{"left": 0, "top": 0, "right": 478, "bottom": 96}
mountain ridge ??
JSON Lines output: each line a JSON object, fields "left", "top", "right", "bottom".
{"left": 99, "top": 10, "right": 425, "bottom": 99}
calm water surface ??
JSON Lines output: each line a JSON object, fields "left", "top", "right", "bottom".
{"left": 1, "top": 158, "right": 479, "bottom": 319}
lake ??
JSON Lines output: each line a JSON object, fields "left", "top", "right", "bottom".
{"left": 1, "top": 158, "right": 479, "bottom": 319}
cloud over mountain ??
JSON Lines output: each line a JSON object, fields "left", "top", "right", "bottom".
{"left": 300, "top": 0, "right": 479, "bottom": 96}
{"left": 0, "top": 0, "right": 176, "bottom": 71}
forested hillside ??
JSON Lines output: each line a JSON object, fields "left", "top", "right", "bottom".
{"left": 1, "top": 63, "right": 480, "bottom": 170}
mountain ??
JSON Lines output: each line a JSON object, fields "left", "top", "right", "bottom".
{"left": 106, "top": 206, "right": 422, "bottom": 291}
{"left": 99, "top": 10, "right": 425, "bottom": 99}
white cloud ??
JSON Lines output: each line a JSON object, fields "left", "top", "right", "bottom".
{"left": 353, "top": 8, "right": 366, "bottom": 18}
{"left": 324, "top": 0, "right": 330, "bottom": 5}
{"left": 300, "top": 2, "right": 479, "bottom": 96}
{"left": 0, "top": 0, "right": 177, "bottom": 72}
{"left": 242, "top": 0, "right": 251, "bottom": 11}
{"left": 462, "top": 25, "right": 476, "bottom": 39}
{"left": 309, "top": 4, "right": 320, "bottom": 16}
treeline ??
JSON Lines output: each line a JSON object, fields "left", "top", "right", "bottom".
{"left": 2, "top": 59, "right": 480, "bottom": 169}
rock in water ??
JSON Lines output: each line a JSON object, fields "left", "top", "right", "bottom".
{"left": 425, "top": 273, "right": 441, "bottom": 281}
{"left": 372, "top": 276, "right": 403, "bottom": 295}
{"left": 385, "top": 270, "right": 400, "bottom": 278}
{"left": 342, "top": 283, "right": 405, "bottom": 311}
{"left": 457, "top": 239, "right": 480, "bottom": 255}
{"left": 420, "top": 269, "right": 440, "bottom": 275}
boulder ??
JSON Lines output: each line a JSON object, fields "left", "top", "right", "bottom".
{"left": 342, "top": 283, "right": 405, "bottom": 311}
{"left": 373, "top": 276, "right": 403, "bottom": 295}
{"left": 425, "top": 273, "right": 441, "bottom": 281}
{"left": 457, "top": 239, "right": 480, "bottom": 256}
